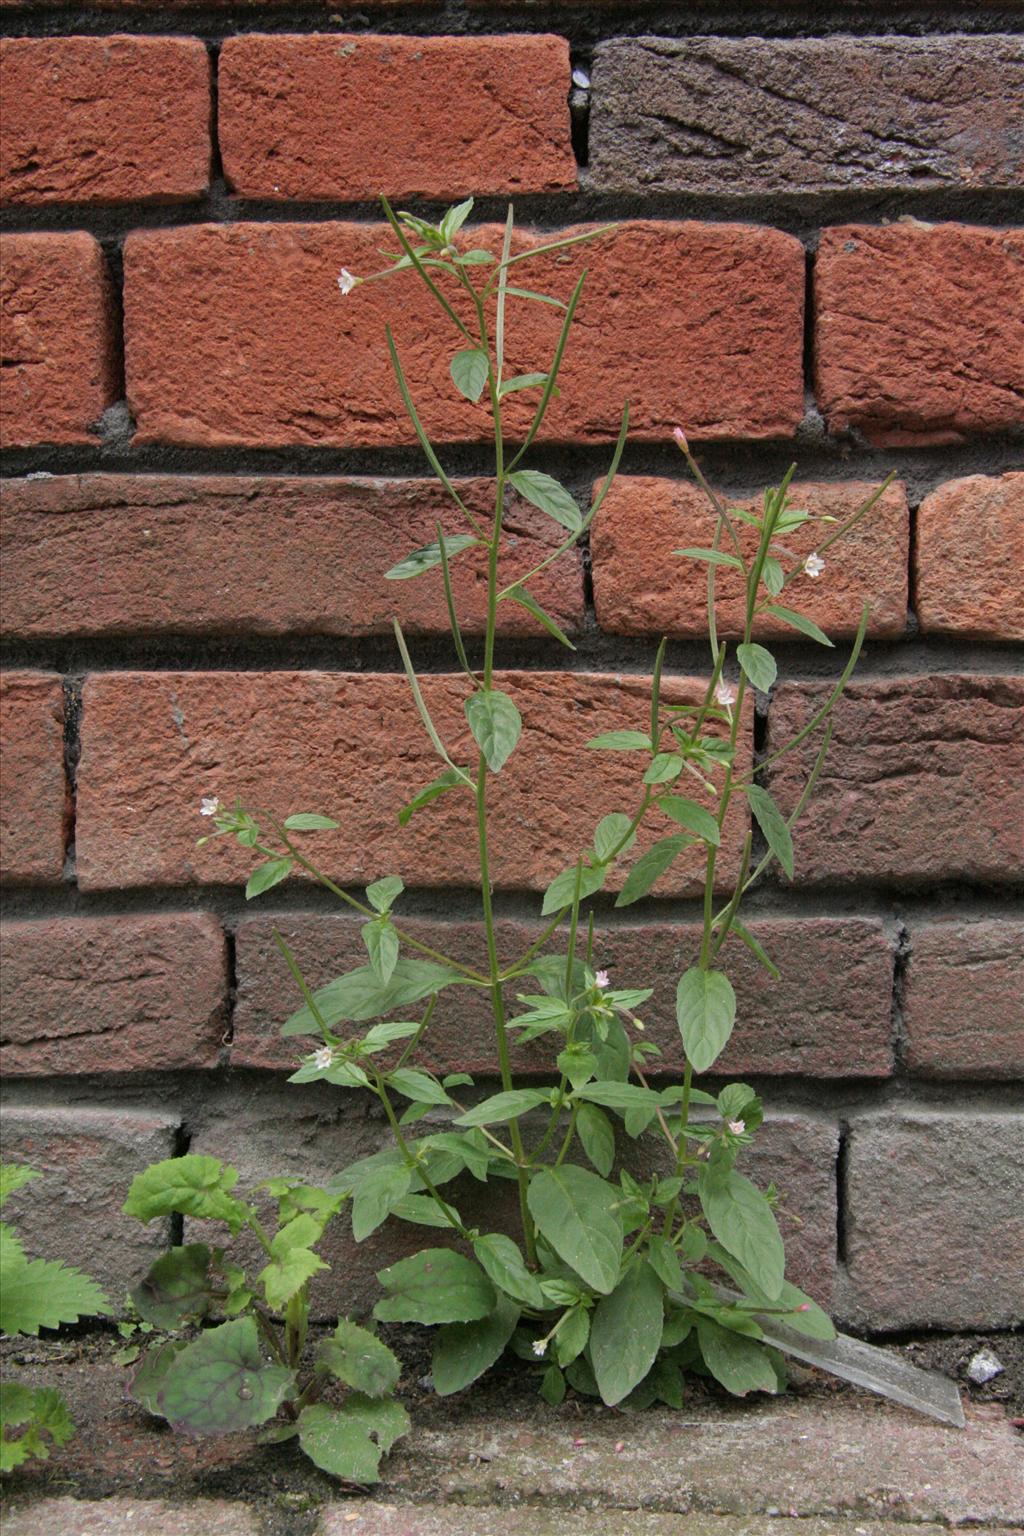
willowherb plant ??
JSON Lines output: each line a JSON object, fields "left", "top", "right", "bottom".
{"left": 125, "top": 199, "right": 960, "bottom": 1481}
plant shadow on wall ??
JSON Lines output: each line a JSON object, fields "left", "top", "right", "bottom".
{"left": 116, "top": 200, "right": 963, "bottom": 1487}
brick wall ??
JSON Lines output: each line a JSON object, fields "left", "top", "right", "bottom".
{"left": 1, "top": 2, "right": 1021, "bottom": 1335}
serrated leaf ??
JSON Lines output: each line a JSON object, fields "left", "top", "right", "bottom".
{"left": 0, "top": 1252, "right": 109, "bottom": 1335}
{"left": 123, "top": 1155, "right": 250, "bottom": 1235}
{"left": 508, "top": 470, "right": 582, "bottom": 532}
{"left": 675, "top": 967, "right": 737, "bottom": 1073}
{"left": 465, "top": 688, "right": 522, "bottom": 773}
{"left": 615, "top": 835, "right": 688, "bottom": 908}
{"left": 375, "top": 1248, "right": 496, "bottom": 1324}
{"left": 433, "top": 1294, "right": 520, "bottom": 1395}
{"left": 283, "top": 813, "right": 339, "bottom": 831}
{"left": 472, "top": 1234, "right": 546, "bottom": 1309}
{"left": 763, "top": 604, "right": 834, "bottom": 646}
{"left": 352, "top": 1164, "right": 413, "bottom": 1243}
{"left": 245, "top": 857, "right": 293, "bottom": 900}
{"left": 317, "top": 1320, "right": 400, "bottom": 1397}
{"left": 699, "top": 1167, "right": 785, "bottom": 1302}
{"left": 657, "top": 795, "right": 721, "bottom": 846}
{"left": 297, "top": 1395, "right": 410, "bottom": 1483}
{"left": 131, "top": 1244, "right": 213, "bottom": 1329}
{"left": 385, "top": 535, "right": 480, "bottom": 581}
{"left": 576, "top": 1102, "right": 615, "bottom": 1178}
{"left": 696, "top": 1316, "right": 778, "bottom": 1396}
{"left": 540, "top": 861, "right": 605, "bottom": 917}
{"left": 158, "top": 1318, "right": 295, "bottom": 1433}
{"left": 586, "top": 730, "right": 652, "bottom": 751}
{"left": 0, "top": 1165, "right": 39, "bottom": 1209}
{"left": 590, "top": 1262, "right": 664, "bottom": 1406}
{"left": 527, "top": 1166, "right": 623, "bottom": 1295}
{"left": 450, "top": 347, "right": 489, "bottom": 403}
{"left": 453, "top": 1089, "right": 548, "bottom": 1128}
{"left": 0, "top": 1383, "right": 74, "bottom": 1470}
{"left": 736, "top": 642, "right": 777, "bottom": 693}
{"left": 745, "top": 784, "right": 794, "bottom": 880}
{"left": 259, "top": 1246, "right": 326, "bottom": 1310}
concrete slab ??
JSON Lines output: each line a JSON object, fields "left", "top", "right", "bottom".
{"left": 322, "top": 1512, "right": 1022, "bottom": 1536}
{"left": 2, "top": 1498, "right": 262, "bottom": 1536}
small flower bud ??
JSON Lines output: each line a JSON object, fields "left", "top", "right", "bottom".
{"left": 672, "top": 426, "right": 689, "bottom": 451}
{"left": 727, "top": 1119, "right": 746, "bottom": 1136}
{"left": 594, "top": 969, "right": 610, "bottom": 989}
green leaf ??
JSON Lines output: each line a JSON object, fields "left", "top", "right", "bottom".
{"left": 675, "top": 547, "right": 744, "bottom": 569}
{"left": 553, "top": 1304, "right": 590, "bottom": 1367}
{"left": 375, "top": 1247, "right": 496, "bottom": 1324}
{"left": 388, "top": 1068, "right": 451, "bottom": 1106}
{"left": 615, "top": 835, "right": 688, "bottom": 908}
{"left": 385, "top": 534, "right": 480, "bottom": 581}
{"left": 540, "top": 861, "right": 605, "bottom": 917}
{"left": 590, "top": 1262, "right": 664, "bottom": 1406}
{"left": 317, "top": 1320, "right": 401, "bottom": 1397}
{"left": 366, "top": 875, "right": 404, "bottom": 913}
{"left": 260, "top": 1247, "right": 326, "bottom": 1310}
{"left": 283, "top": 813, "right": 339, "bottom": 831}
{"left": 647, "top": 1236, "right": 683, "bottom": 1292}
{"left": 762, "top": 556, "right": 785, "bottom": 596}
{"left": 450, "top": 347, "right": 489, "bottom": 403}
{"left": 508, "top": 470, "right": 582, "bottom": 533}
{"left": 0, "top": 1250, "right": 109, "bottom": 1335}
{"left": 362, "top": 918, "right": 399, "bottom": 985}
{"left": 657, "top": 795, "right": 721, "bottom": 845}
{"left": 441, "top": 196, "right": 474, "bottom": 241}
{"left": 539, "top": 1364, "right": 566, "bottom": 1404}
{"left": 499, "top": 372, "right": 550, "bottom": 397}
{"left": 745, "top": 784, "right": 794, "bottom": 880}
{"left": 675, "top": 968, "right": 737, "bottom": 1073}
{"left": 586, "top": 730, "right": 652, "bottom": 752}
{"left": 593, "top": 812, "right": 635, "bottom": 864}
{"left": 472, "top": 1234, "right": 546, "bottom": 1309}
{"left": 390, "top": 1194, "right": 461, "bottom": 1229}
{"left": 245, "top": 857, "right": 293, "bottom": 900}
{"left": 126, "top": 1339, "right": 189, "bottom": 1415}
{"left": 281, "top": 957, "right": 467, "bottom": 1037}
{"left": 123, "top": 1155, "right": 250, "bottom": 1235}
{"left": 504, "top": 284, "right": 567, "bottom": 310}
{"left": 465, "top": 689, "right": 522, "bottom": 773}
{"left": 643, "top": 753, "right": 685, "bottom": 785}
{"left": 763, "top": 604, "right": 834, "bottom": 646}
{"left": 696, "top": 1317, "right": 778, "bottom": 1396}
{"left": 0, "top": 1383, "right": 74, "bottom": 1471}
{"left": 576, "top": 1102, "right": 615, "bottom": 1178}
{"left": 297, "top": 1396, "right": 410, "bottom": 1484}
{"left": 398, "top": 766, "right": 469, "bottom": 825}
{"left": 527, "top": 1166, "right": 623, "bottom": 1295}
{"left": 131, "top": 1245, "right": 213, "bottom": 1329}
{"left": 504, "top": 585, "right": 575, "bottom": 650}
{"left": 454, "top": 249, "right": 495, "bottom": 266}
{"left": 736, "top": 642, "right": 777, "bottom": 693}
{"left": 699, "top": 1167, "right": 785, "bottom": 1301}
{"left": 433, "top": 1294, "right": 520, "bottom": 1396}
{"left": 0, "top": 1165, "right": 39, "bottom": 1209}
{"left": 731, "top": 919, "right": 780, "bottom": 979}
{"left": 352, "top": 1164, "right": 413, "bottom": 1243}
{"left": 453, "top": 1089, "right": 548, "bottom": 1128}
{"left": 576, "top": 1082, "right": 665, "bottom": 1112}
{"left": 158, "top": 1319, "right": 295, "bottom": 1434}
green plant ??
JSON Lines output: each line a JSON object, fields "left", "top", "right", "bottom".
{"left": 122, "top": 1157, "right": 408, "bottom": 1481}
{"left": 131, "top": 198, "right": 943, "bottom": 1481}
{"left": 0, "top": 1164, "right": 110, "bottom": 1471}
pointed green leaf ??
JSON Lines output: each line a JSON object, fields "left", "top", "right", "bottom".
{"left": 472, "top": 1234, "right": 546, "bottom": 1309}
{"left": 366, "top": 875, "right": 404, "bottom": 912}
{"left": 450, "top": 347, "right": 489, "bottom": 403}
{"left": 281, "top": 957, "right": 467, "bottom": 1037}
{"left": 433, "top": 1294, "right": 520, "bottom": 1395}
{"left": 158, "top": 1318, "right": 295, "bottom": 1433}
{"left": 675, "top": 547, "right": 744, "bottom": 569}
{"left": 745, "top": 783, "right": 795, "bottom": 879}
{"left": 540, "top": 860, "right": 605, "bottom": 916}
{"left": 453, "top": 1089, "right": 548, "bottom": 1128}
{"left": 592, "top": 812, "right": 635, "bottom": 864}
{"left": 499, "top": 372, "right": 550, "bottom": 397}
{"left": 374, "top": 1248, "right": 496, "bottom": 1324}
{"left": 361, "top": 918, "right": 399, "bottom": 985}
{"left": 647, "top": 1236, "right": 682, "bottom": 1292}
{"left": 352, "top": 1164, "right": 413, "bottom": 1243}
{"left": 317, "top": 1320, "right": 401, "bottom": 1397}
{"left": 297, "top": 1396, "right": 409, "bottom": 1484}
{"left": 657, "top": 795, "right": 721, "bottom": 845}
{"left": 283, "top": 813, "right": 339, "bottom": 831}
{"left": 699, "top": 1166, "right": 785, "bottom": 1301}
{"left": 762, "top": 556, "right": 785, "bottom": 596}
{"left": 508, "top": 470, "right": 582, "bottom": 533}
{"left": 398, "top": 766, "right": 469, "bottom": 825}
{"left": 576, "top": 1102, "right": 615, "bottom": 1178}
{"left": 527, "top": 1166, "right": 623, "bottom": 1295}
{"left": 643, "top": 753, "right": 685, "bottom": 785}
{"left": 388, "top": 1068, "right": 451, "bottom": 1106}
{"left": 615, "top": 835, "right": 688, "bottom": 908}
{"left": 590, "top": 1262, "right": 664, "bottom": 1406}
{"left": 696, "top": 1316, "right": 778, "bottom": 1396}
{"left": 245, "top": 857, "right": 293, "bottom": 900}
{"left": 675, "top": 967, "right": 737, "bottom": 1073}
{"left": 503, "top": 585, "right": 576, "bottom": 649}
{"left": 764, "top": 604, "right": 834, "bottom": 646}
{"left": 736, "top": 642, "right": 777, "bottom": 693}
{"left": 465, "top": 689, "right": 522, "bottom": 773}
{"left": 586, "top": 730, "right": 652, "bottom": 751}
{"left": 385, "top": 534, "right": 481, "bottom": 581}
{"left": 730, "top": 919, "right": 780, "bottom": 979}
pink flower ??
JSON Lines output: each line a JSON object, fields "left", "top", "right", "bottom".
{"left": 727, "top": 1119, "right": 746, "bottom": 1136}
{"left": 594, "top": 970, "right": 610, "bottom": 989}
{"left": 672, "top": 427, "right": 689, "bottom": 451}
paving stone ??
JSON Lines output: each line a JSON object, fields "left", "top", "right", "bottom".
{"left": 321, "top": 1509, "right": 1006, "bottom": 1536}
{"left": 2, "top": 1499, "right": 260, "bottom": 1535}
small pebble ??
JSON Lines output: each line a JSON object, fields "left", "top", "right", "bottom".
{"left": 614, "top": 1439, "right": 625, "bottom": 1453}
{"left": 966, "top": 1347, "right": 1004, "bottom": 1385}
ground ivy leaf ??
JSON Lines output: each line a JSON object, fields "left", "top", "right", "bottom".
{"left": 527, "top": 1166, "right": 623, "bottom": 1295}
{"left": 297, "top": 1396, "right": 410, "bottom": 1484}
{"left": 465, "top": 689, "right": 522, "bottom": 773}
{"left": 432, "top": 1294, "right": 520, "bottom": 1396}
{"left": 317, "top": 1320, "right": 401, "bottom": 1397}
{"left": 675, "top": 967, "right": 737, "bottom": 1073}
{"left": 590, "top": 1262, "right": 665, "bottom": 1406}
{"left": 374, "top": 1248, "right": 496, "bottom": 1324}
{"left": 157, "top": 1318, "right": 295, "bottom": 1434}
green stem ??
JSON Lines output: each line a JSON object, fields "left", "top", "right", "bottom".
{"left": 374, "top": 1070, "right": 470, "bottom": 1238}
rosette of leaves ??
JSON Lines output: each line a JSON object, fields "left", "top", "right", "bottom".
{"left": 1, "top": 1164, "right": 110, "bottom": 1471}
{"left": 122, "top": 1156, "right": 409, "bottom": 1483}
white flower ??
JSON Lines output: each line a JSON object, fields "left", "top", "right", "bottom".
{"left": 199, "top": 796, "right": 221, "bottom": 817}
{"left": 531, "top": 1339, "right": 547, "bottom": 1357}
{"left": 313, "top": 1045, "right": 335, "bottom": 1070}
{"left": 594, "top": 970, "right": 610, "bottom": 989}
{"left": 727, "top": 1119, "right": 746, "bottom": 1136}
{"left": 337, "top": 268, "right": 359, "bottom": 296}
{"left": 803, "top": 552, "right": 825, "bottom": 579}
{"left": 715, "top": 680, "right": 736, "bottom": 709}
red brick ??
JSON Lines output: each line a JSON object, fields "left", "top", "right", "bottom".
{"left": 234, "top": 912, "right": 894, "bottom": 1078}
{"left": 0, "top": 232, "right": 117, "bottom": 446}
{"left": 219, "top": 34, "right": 575, "bottom": 201}
{"left": 0, "top": 914, "right": 227, "bottom": 1077}
{"left": 122, "top": 220, "right": 804, "bottom": 447}
{"left": 0, "top": 474, "right": 582, "bottom": 641}
{"left": 766, "top": 675, "right": 1024, "bottom": 887}
{"left": 0, "top": 36, "right": 210, "bottom": 206}
{"left": 903, "top": 918, "right": 1024, "bottom": 1079}
{"left": 843, "top": 1111, "right": 1024, "bottom": 1329}
{"left": 916, "top": 472, "right": 1024, "bottom": 641}
{"left": 592, "top": 476, "right": 907, "bottom": 640}
{"left": 0, "top": 672, "right": 67, "bottom": 884}
{"left": 814, "top": 223, "right": 1024, "bottom": 446}
{"left": 0, "top": 1104, "right": 180, "bottom": 1298}
{"left": 75, "top": 670, "right": 751, "bottom": 894}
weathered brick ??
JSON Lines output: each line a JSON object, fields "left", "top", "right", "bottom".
{"left": 234, "top": 913, "right": 894, "bottom": 1080}
{"left": 0, "top": 36, "right": 210, "bottom": 206}
{"left": 0, "top": 914, "right": 227, "bottom": 1076}
{"left": 903, "top": 918, "right": 1024, "bottom": 1079}
{"left": 916, "top": 472, "right": 1024, "bottom": 641}
{"left": 0, "top": 232, "right": 117, "bottom": 446}
{"left": 0, "top": 672, "right": 67, "bottom": 884}
{"left": 122, "top": 221, "right": 805, "bottom": 447}
{"left": 0, "top": 1104, "right": 179, "bottom": 1299}
{"left": 842, "top": 1111, "right": 1024, "bottom": 1329}
{"left": 219, "top": 34, "right": 575, "bottom": 201}
{"left": 591, "top": 476, "right": 907, "bottom": 639}
{"left": 814, "top": 224, "right": 1024, "bottom": 446}
{"left": 76, "top": 671, "right": 751, "bottom": 895}
{"left": 590, "top": 37, "right": 1024, "bottom": 195}
{"left": 767, "top": 675, "right": 1024, "bottom": 887}
{"left": 0, "top": 474, "right": 582, "bottom": 641}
